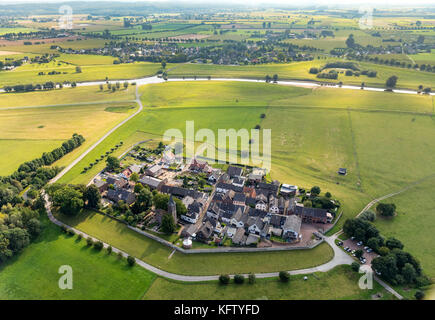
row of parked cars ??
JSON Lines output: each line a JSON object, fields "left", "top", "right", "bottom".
{"left": 336, "top": 238, "right": 372, "bottom": 264}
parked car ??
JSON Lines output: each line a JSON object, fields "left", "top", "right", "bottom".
{"left": 357, "top": 241, "right": 363, "bottom": 246}
{"left": 337, "top": 241, "right": 343, "bottom": 246}
{"left": 367, "top": 248, "right": 373, "bottom": 253}
{"left": 344, "top": 246, "right": 349, "bottom": 251}
{"left": 364, "top": 246, "right": 369, "bottom": 250}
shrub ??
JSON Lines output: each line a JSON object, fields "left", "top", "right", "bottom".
{"left": 309, "top": 67, "right": 319, "bottom": 74}
{"left": 67, "top": 229, "right": 75, "bottom": 236}
{"left": 279, "top": 271, "right": 290, "bottom": 282}
{"left": 60, "top": 225, "right": 67, "bottom": 233}
{"left": 93, "top": 241, "right": 104, "bottom": 251}
{"left": 351, "top": 262, "right": 360, "bottom": 272}
{"left": 219, "top": 274, "right": 230, "bottom": 285}
{"left": 234, "top": 274, "right": 245, "bottom": 284}
{"left": 107, "top": 246, "right": 112, "bottom": 255}
{"left": 86, "top": 237, "right": 93, "bottom": 246}
{"left": 415, "top": 290, "right": 425, "bottom": 300}
{"left": 127, "top": 255, "right": 135, "bottom": 266}
{"left": 248, "top": 273, "right": 256, "bottom": 284}
{"left": 76, "top": 233, "right": 82, "bottom": 241}
{"left": 117, "top": 252, "right": 123, "bottom": 260}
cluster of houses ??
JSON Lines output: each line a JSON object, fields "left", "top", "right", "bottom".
{"left": 180, "top": 161, "right": 334, "bottom": 247}
{"left": 93, "top": 151, "right": 335, "bottom": 248}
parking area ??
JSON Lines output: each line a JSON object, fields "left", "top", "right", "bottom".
{"left": 339, "top": 238, "right": 379, "bottom": 265}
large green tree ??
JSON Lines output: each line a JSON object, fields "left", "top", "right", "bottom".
{"left": 52, "top": 186, "right": 84, "bottom": 215}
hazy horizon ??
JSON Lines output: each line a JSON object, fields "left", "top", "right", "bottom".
{"left": 1, "top": 0, "right": 435, "bottom": 8}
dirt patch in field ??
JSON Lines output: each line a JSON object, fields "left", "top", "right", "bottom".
{"left": 0, "top": 50, "right": 20, "bottom": 55}
{"left": 167, "top": 34, "right": 209, "bottom": 40}
{"left": 0, "top": 36, "right": 82, "bottom": 47}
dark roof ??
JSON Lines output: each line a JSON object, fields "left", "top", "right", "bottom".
{"left": 233, "top": 192, "right": 246, "bottom": 203}
{"left": 247, "top": 207, "right": 268, "bottom": 218}
{"left": 161, "top": 185, "right": 204, "bottom": 200}
{"left": 270, "top": 214, "right": 287, "bottom": 228}
{"left": 232, "top": 177, "right": 245, "bottom": 185}
{"left": 197, "top": 221, "right": 213, "bottom": 240}
{"left": 257, "top": 182, "right": 279, "bottom": 194}
{"left": 216, "top": 182, "right": 243, "bottom": 193}
{"left": 107, "top": 189, "right": 136, "bottom": 204}
{"left": 246, "top": 197, "right": 256, "bottom": 206}
{"left": 227, "top": 166, "right": 243, "bottom": 177}
{"left": 294, "top": 206, "right": 328, "bottom": 219}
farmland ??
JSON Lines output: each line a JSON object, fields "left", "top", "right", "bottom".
{"left": 49, "top": 80, "right": 435, "bottom": 282}
{"left": 1, "top": 3, "right": 435, "bottom": 301}
{"left": 0, "top": 101, "right": 137, "bottom": 175}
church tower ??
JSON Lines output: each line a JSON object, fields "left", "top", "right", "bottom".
{"left": 168, "top": 194, "right": 177, "bottom": 224}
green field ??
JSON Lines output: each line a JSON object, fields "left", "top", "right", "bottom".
{"left": 0, "top": 62, "right": 163, "bottom": 87}
{"left": 0, "top": 101, "right": 137, "bottom": 175}
{"left": 0, "top": 217, "right": 155, "bottom": 300}
{"left": 0, "top": 85, "right": 135, "bottom": 109}
{"left": 167, "top": 60, "right": 435, "bottom": 90}
{"left": 374, "top": 176, "right": 435, "bottom": 278}
{"left": 51, "top": 80, "right": 435, "bottom": 280}
{"left": 144, "top": 265, "right": 393, "bottom": 300}
{"left": 55, "top": 210, "right": 334, "bottom": 276}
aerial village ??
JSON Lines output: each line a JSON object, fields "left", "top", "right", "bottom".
{"left": 91, "top": 143, "right": 339, "bottom": 249}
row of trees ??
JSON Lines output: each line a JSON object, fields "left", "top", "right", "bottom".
{"left": 0, "top": 134, "right": 85, "bottom": 207}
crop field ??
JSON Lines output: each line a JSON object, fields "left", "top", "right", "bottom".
{"left": 144, "top": 265, "right": 392, "bottom": 300}
{"left": 0, "top": 217, "right": 155, "bottom": 300}
{"left": 0, "top": 85, "right": 135, "bottom": 109}
{"left": 0, "top": 62, "right": 163, "bottom": 87}
{"left": 56, "top": 53, "right": 117, "bottom": 66}
{"left": 54, "top": 209, "right": 334, "bottom": 276}
{"left": 0, "top": 101, "right": 137, "bottom": 175}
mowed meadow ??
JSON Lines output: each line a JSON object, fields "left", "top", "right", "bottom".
{"left": 0, "top": 92, "right": 138, "bottom": 175}
{"left": 0, "top": 217, "right": 156, "bottom": 300}
{"left": 49, "top": 80, "right": 435, "bottom": 278}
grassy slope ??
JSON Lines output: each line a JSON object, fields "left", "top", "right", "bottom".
{"left": 55, "top": 210, "right": 334, "bottom": 276}
{"left": 0, "top": 217, "right": 155, "bottom": 300}
{"left": 144, "top": 265, "right": 393, "bottom": 300}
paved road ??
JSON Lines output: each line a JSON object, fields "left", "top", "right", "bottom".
{"left": 49, "top": 85, "right": 144, "bottom": 184}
